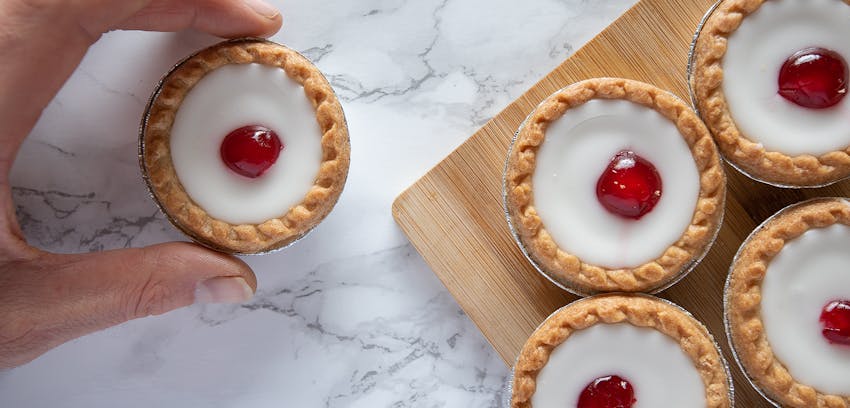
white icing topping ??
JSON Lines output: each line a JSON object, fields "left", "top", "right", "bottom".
{"left": 762, "top": 223, "right": 850, "bottom": 395}
{"left": 170, "top": 63, "right": 322, "bottom": 225}
{"left": 532, "top": 99, "right": 700, "bottom": 268}
{"left": 531, "top": 323, "right": 706, "bottom": 407}
{"left": 723, "top": 0, "right": 850, "bottom": 156}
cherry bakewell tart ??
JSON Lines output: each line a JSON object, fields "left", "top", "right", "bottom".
{"left": 140, "top": 39, "right": 350, "bottom": 254}
{"left": 726, "top": 198, "right": 850, "bottom": 407}
{"left": 504, "top": 78, "right": 725, "bottom": 294}
{"left": 691, "top": 0, "right": 850, "bottom": 187}
{"left": 510, "top": 294, "right": 733, "bottom": 408}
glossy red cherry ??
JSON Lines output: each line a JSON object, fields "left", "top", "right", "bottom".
{"left": 220, "top": 125, "right": 283, "bottom": 178}
{"left": 820, "top": 300, "right": 850, "bottom": 346}
{"left": 577, "top": 375, "right": 636, "bottom": 408}
{"left": 596, "top": 150, "right": 662, "bottom": 220}
{"left": 778, "top": 47, "right": 848, "bottom": 109}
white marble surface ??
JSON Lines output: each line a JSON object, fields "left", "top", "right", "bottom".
{"left": 0, "top": 1, "right": 635, "bottom": 406}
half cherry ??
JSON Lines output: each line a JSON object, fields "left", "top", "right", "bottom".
{"left": 220, "top": 125, "right": 284, "bottom": 178}
{"left": 577, "top": 375, "right": 636, "bottom": 408}
{"left": 596, "top": 150, "right": 662, "bottom": 220}
{"left": 778, "top": 47, "right": 848, "bottom": 109}
{"left": 820, "top": 300, "right": 850, "bottom": 346}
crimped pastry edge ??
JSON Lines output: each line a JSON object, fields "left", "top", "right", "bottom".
{"left": 504, "top": 77, "right": 726, "bottom": 294}
{"left": 140, "top": 38, "right": 350, "bottom": 254}
{"left": 691, "top": 0, "right": 850, "bottom": 187}
{"left": 510, "top": 294, "right": 732, "bottom": 408}
{"left": 726, "top": 198, "right": 850, "bottom": 407}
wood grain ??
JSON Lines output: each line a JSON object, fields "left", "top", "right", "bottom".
{"left": 392, "top": 0, "right": 850, "bottom": 406}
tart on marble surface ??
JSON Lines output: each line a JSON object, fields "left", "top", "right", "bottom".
{"left": 726, "top": 198, "right": 850, "bottom": 407}
{"left": 140, "top": 39, "right": 350, "bottom": 254}
{"left": 504, "top": 78, "right": 725, "bottom": 294}
{"left": 691, "top": 0, "right": 850, "bottom": 187}
{"left": 510, "top": 294, "right": 732, "bottom": 408}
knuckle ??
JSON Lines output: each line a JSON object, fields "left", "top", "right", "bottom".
{"left": 0, "top": 270, "right": 52, "bottom": 368}
{"left": 129, "top": 277, "right": 175, "bottom": 319}
{"left": 127, "top": 248, "right": 185, "bottom": 319}
{"left": 0, "top": 315, "right": 48, "bottom": 368}
{"left": 0, "top": 316, "right": 35, "bottom": 346}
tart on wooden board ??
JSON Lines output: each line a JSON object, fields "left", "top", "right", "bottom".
{"left": 510, "top": 294, "right": 732, "bottom": 408}
{"left": 504, "top": 78, "right": 725, "bottom": 294}
{"left": 691, "top": 0, "right": 850, "bottom": 187}
{"left": 726, "top": 198, "right": 850, "bottom": 407}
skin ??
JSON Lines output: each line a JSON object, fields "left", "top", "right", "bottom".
{"left": 0, "top": 0, "right": 282, "bottom": 368}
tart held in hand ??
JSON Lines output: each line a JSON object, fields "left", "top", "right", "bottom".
{"left": 140, "top": 39, "right": 350, "bottom": 254}
{"left": 504, "top": 78, "right": 725, "bottom": 294}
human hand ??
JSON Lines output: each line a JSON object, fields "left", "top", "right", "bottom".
{"left": 0, "top": 0, "right": 283, "bottom": 368}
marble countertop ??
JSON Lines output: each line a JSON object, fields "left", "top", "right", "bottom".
{"left": 0, "top": 1, "right": 635, "bottom": 406}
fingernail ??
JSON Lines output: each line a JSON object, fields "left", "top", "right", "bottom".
{"left": 244, "top": 0, "right": 280, "bottom": 19}
{"left": 195, "top": 277, "right": 254, "bottom": 304}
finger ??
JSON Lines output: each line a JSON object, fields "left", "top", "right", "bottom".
{"left": 0, "top": 0, "right": 281, "bottom": 237}
{"left": 114, "top": 0, "right": 282, "bottom": 38}
{"left": 0, "top": 0, "right": 282, "bottom": 166}
{"left": 0, "top": 242, "right": 256, "bottom": 368}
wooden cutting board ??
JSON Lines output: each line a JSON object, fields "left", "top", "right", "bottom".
{"left": 392, "top": 0, "right": 850, "bottom": 406}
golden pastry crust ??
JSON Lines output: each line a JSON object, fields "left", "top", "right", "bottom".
{"left": 511, "top": 294, "right": 732, "bottom": 408}
{"left": 727, "top": 198, "right": 850, "bottom": 407}
{"left": 504, "top": 78, "right": 725, "bottom": 294}
{"left": 691, "top": 0, "right": 850, "bottom": 187}
{"left": 140, "top": 39, "right": 350, "bottom": 254}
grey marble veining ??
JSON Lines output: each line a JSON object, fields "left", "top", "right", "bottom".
{"left": 1, "top": 0, "right": 635, "bottom": 406}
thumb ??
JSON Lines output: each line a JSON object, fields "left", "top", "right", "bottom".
{"left": 0, "top": 242, "right": 255, "bottom": 368}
